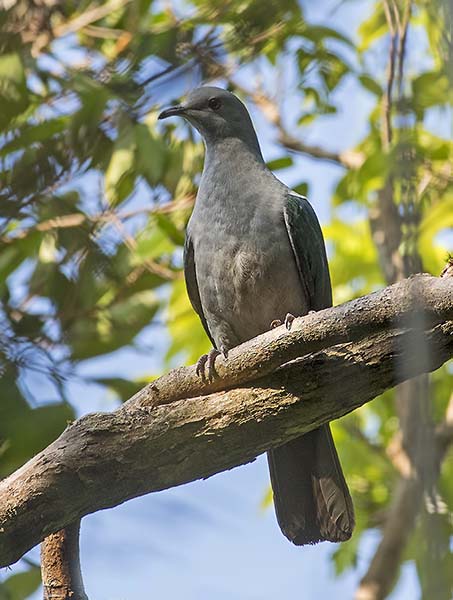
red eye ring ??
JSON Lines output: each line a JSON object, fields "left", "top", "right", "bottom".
{"left": 208, "top": 97, "right": 222, "bottom": 110}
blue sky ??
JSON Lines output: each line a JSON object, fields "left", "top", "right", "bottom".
{"left": 5, "top": 0, "right": 451, "bottom": 598}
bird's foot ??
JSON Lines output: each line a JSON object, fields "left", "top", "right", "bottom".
{"left": 195, "top": 353, "right": 208, "bottom": 378}
{"left": 270, "top": 315, "right": 296, "bottom": 330}
{"left": 196, "top": 348, "right": 225, "bottom": 382}
{"left": 284, "top": 313, "right": 296, "bottom": 330}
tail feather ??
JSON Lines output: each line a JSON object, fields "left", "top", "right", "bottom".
{"left": 267, "top": 424, "right": 354, "bottom": 545}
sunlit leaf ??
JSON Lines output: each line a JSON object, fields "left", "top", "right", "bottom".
{"left": 358, "top": 74, "right": 382, "bottom": 96}
{"left": 267, "top": 157, "right": 293, "bottom": 170}
{"left": 105, "top": 116, "right": 136, "bottom": 205}
{"left": 358, "top": 4, "right": 387, "bottom": 50}
{"left": 0, "top": 566, "right": 41, "bottom": 600}
{"left": 0, "top": 52, "right": 29, "bottom": 128}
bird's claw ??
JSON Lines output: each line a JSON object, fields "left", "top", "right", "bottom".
{"left": 270, "top": 315, "right": 296, "bottom": 330}
{"left": 284, "top": 313, "right": 295, "bottom": 330}
{"left": 196, "top": 348, "right": 222, "bottom": 381}
{"left": 196, "top": 353, "right": 208, "bottom": 378}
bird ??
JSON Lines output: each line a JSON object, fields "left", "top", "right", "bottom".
{"left": 158, "top": 86, "right": 355, "bottom": 545}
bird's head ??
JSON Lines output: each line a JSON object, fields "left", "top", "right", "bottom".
{"left": 158, "top": 86, "right": 261, "bottom": 154}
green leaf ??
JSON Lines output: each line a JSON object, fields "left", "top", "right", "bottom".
{"left": 0, "top": 374, "right": 74, "bottom": 477}
{"left": 412, "top": 71, "right": 451, "bottom": 111}
{"left": 418, "top": 193, "right": 453, "bottom": 274}
{"left": 166, "top": 278, "right": 210, "bottom": 366}
{"left": 68, "top": 291, "right": 159, "bottom": 360}
{"left": 333, "top": 149, "right": 389, "bottom": 206}
{"left": 134, "top": 223, "right": 175, "bottom": 260}
{"left": 297, "top": 112, "right": 316, "bottom": 126}
{"left": 154, "top": 213, "right": 185, "bottom": 247}
{"left": 266, "top": 157, "right": 293, "bottom": 170}
{"left": 0, "top": 232, "right": 41, "bottom": 295}
{"left": 161, "top": 141, "right": 185, "bottom": 193}
{"left": 357, "top": 151, "right": 390, "bottom": 194}
{"left": 324, "top": 218, "right": 380, "bottom": 300}
{"left": 416, "top": 129, "right": 452, "bottom": 161}
{"left": 303, "top": 25, "right": 353, "bottom": 47}
{"left": 358, "top": 75, "right": 382, "bottom": 96}
{"left": 419, "top": 194, "right": 453, "bottom": 240}
{"left": 358, "top": 5, "right": 387, "bottom": 50}
{"left": 135, "top": 122, "right": 166, "bottom": 186}
{"left": 293, "top": 182, "right": 309, "bottom": 197}
{"left": 0, "top": 118, "right": 68, "bottom": 157}
{"left": 332, "top": 536, "right": 359, "bottom": 575}
{"left": 0, "top": 566, "right": 41, "bottom": 600}
{"left": 105, "top": 116, "right": 136, "bottom": 205}
{"left": 319, "top": 52, "right": 349, "bottom": 91}
{"left": 0, "top": 52, "right": 29, "bottom": 128}
{"left": 136, "top": 29, "right": 179, "bottom": 63}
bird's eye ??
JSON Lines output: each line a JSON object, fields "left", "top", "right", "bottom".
{"left": 208, "top": 97, "right": 222, "bottom": 111}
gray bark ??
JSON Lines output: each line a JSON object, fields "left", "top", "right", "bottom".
{"left": 0, "top": 274, "right": 451, "bottom": 567}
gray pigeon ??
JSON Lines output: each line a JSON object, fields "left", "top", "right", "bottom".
{"left": 159, "top": 86, "right": 355, "bottom": 544}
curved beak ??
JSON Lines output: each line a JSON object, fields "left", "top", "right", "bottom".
{"left": 158, "top": 105, "right": 186, "bottom": 120}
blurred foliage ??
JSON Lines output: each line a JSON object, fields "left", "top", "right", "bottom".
{"left": 0, "top": 565, "right": 40, "bottom": 600}
{"left": 0, "top": 0, "right": 451, "bottom": 598}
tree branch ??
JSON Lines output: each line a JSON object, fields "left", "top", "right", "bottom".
{"left": 128, "top": 274, "right": 453, "bottom": 409}
{"left": 382, "top": 0, "right": 397, "bottom": 149}
{"left": 276, "top": 130, "right": 365, "bottom": 170}
{"left": 41, "top": 520, "right": 88, "bottom": 600}
{"left": 355, "top": 393, "right": 453, "bottom": 600}
{"left": 231, "top": 83, "right": 365, "bottom": 169}
{"left": 0, "top": 275, "right": 452, "bottom": 568}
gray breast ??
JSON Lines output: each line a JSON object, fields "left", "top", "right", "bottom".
{"left": 189, "top": 190, "right": 308, "bottom": 352}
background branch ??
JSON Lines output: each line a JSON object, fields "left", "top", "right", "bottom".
{"left": 356, "top": 4, "right": 449, "bottom": 597}
{"left": 41, "top": 520, "right": 88, "bottom": 600}
{"left": 236, "top": 84, "right": 365, "bottom": 169}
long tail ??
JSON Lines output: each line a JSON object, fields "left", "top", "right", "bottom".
{"left": 267, "top": 424, "right": 355, "bottom": 545}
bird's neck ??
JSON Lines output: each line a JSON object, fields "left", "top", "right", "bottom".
{"left": 197, "top": 136, "right": 282, "bottom": 211}
{"left": 203, "top": 136, "right": 265, "bottom": 174}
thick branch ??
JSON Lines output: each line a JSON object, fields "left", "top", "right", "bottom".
{"left": 0, "top": 276, "right": 452, "bottom": 567}
{"left": 127, "top": 274, "right": 453, "bottom": 408}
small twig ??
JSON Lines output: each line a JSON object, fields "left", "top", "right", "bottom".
{"left": 277, "top": 130, "right": 364, "bottom": 169}
{"left": 382, "top": 0, "right": 397, "bottom": 149}
{"left": 396, "top": 1, "right": 412, "bottom": 99}
{"left": 232, "top": 81, "right": 364, "bottom": 169}
{"left": 108, "top": 210, "right": 178, "bottom": 281}
{"left": 0, "top": 195, "right": 195, "bottom": 244}
{"left": 386, "top": 430, "right": 413, "bottom": 477}
{"left": 53, "top": 0, "right": 133, "bottom": 38}
{"left": 441, "top": 255, "right": 453, "bottom": 279}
